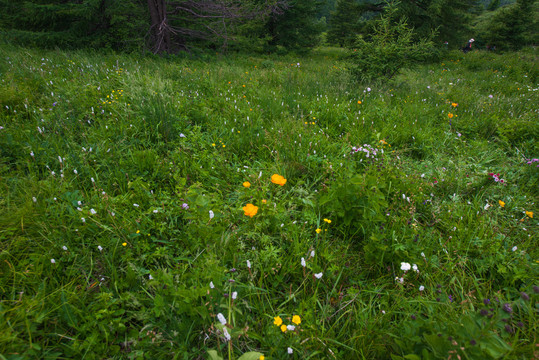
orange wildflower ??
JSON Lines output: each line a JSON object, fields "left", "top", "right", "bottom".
{"left": 271, "top": 174, "right": 287, "bottom": 186}
{"left": 243, "top": 203, "right": 258, "bottom": 217}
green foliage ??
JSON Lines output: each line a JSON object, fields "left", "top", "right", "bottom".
{"left": 265, "top": 0, "right": 325, "bottom": 53}
{"left": 349, "top": 0, "right": 482, "bottom": 50}
{"left": 0, "top": 0, "right": 147, "bottom": 51}
{"left": 474, "top": 0, "right": 539, "bottom": 50}
{"left": 487, "top": 0, "right": 501, "bottom": 10}
{"left": 350, "top": 3, "right": 436, "bottom": 82}
{"left": 327, "top": 0, "right": 362, "bottom": 46}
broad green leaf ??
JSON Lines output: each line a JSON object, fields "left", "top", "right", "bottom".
{"left": 237, "top": 352, "right": 264, "bottom": 360}
{"left": 207, "top": 350, "right": 223, "bottom": 360}
{"left": 404, "top": 355, "right": 421, "bottom": 360}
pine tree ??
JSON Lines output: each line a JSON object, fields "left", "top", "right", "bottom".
{"left": 327, "top": 0, "right": 362, "bottom": 46}
{"left": 478, "top": 0, "right": 538, "bottom": 50}
{"left": 353, "top": 0, "right": 482, "bottom": 48}
{"left": 487, "top": 0, "right": 501, "bottom": 10}
{"left": 0, "top": 0, "right": 147, "bottom": 50}
{"left": 350, "top": 3, "right": 435, "bottom": 81}
{"left": 265, "top": 0, "right": 324, "bottom": 52}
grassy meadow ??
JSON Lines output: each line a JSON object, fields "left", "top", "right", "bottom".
{"left": 0, "top": 45, "right": 538, "bottom": 359}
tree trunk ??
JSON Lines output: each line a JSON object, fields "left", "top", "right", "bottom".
{"left": 148, "top": 0, "right": 171, "bottom": 53}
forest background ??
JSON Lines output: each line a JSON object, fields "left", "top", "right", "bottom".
{"left": 0, "top": 0, "right": 537, "bottom": 55}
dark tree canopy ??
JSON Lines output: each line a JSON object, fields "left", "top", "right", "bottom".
{"left": 327, "top": 0, "right": 483, "bottom": 48}
{"left": 0, "top": 0, "right": 534, "bottom": 53}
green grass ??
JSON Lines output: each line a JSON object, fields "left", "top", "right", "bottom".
{"left": 0, "top": 45, "right": 537, "bottom": 360}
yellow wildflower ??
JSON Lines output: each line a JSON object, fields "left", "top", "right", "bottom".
{"left": 243, "top": 181, "right": 251, "bottom": 188}
{"left": 499, "top": 200, "right": 505, "bottom": 208}
{"left": 323, "top": 218, "right": 331, "bottom": 224}
{"left": 273, "top": 316, "right": 283, "bottom": 326}
{"left": 280, "top": 324, "right": 287, "bottom": 333}
{"left": 315, "top": 228, "right": 322, "bottom": 234}
{"left": 260, "top": 356, "right": 265, "bottom": 360}
{"left": 451, "top": 102, "right": 458, "bottom": 107}
{"left": 525, "top": 211, "right": 533, "bottom": 218}
{"left": 122, "top": 242, "right": 127, "bottom": 246}
{"left": 448, "top": 113, "right": 454, "bottom": 119}
{"left": 292, "top": 315, "right": 301, "bottom": 325}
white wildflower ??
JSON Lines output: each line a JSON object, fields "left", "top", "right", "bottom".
{"left": 246, "top": 260, "right": 251, "bottom": 269}
{"left": 223, "top": 328, "right": 231, "bottom": 341}
{"left": 210, "top": 281, "right": 215, "bottom": 289}
{"left": 288, "top": 347, "right": 293, "bottom": 354}
{"left": 90, "top": 208, "right": 97, "bottom": 215}
{"left": 97, "top": 245, "right": 103, "bottom": 251}
{"left": 419, "top": 285, "right": 425, "bottom": 291}
{"left": 232, "top": 292, "right": 237, "bottom": 300}
{"left": 51, "top": 259, "right": 56, "bottom": 264}
{"left": 62, "top": 246, "right": 67, "bottom": 251}
{"left": 209, "top": 210, "right": 214, "bottom": 219}
{"left": 512, "top": 246, "right": 517, "bottom": 252}
{"left": 301, "top": 257, "right": 306, "bottom": 267}
{"left": 133, "top": 203, "right": 139, "bottom": 207}
{"left": 314, "top": 272, "right": 323, "bottom": 279}
{"left": 217, "top": 313, "right": 227, "bottom": 325}
{"left": 400, "top": 262, "right": 411, "bottom": 271}
{"left": 287, "top": 325, "right": 295, "bottom": 331}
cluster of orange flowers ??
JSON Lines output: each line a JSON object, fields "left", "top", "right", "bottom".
{"left": 242, "top": 174, "right": 287, "bottom": 217}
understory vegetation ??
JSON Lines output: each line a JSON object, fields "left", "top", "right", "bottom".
{"left": 0, "top": 45, "right": 537, "bottom": 359}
